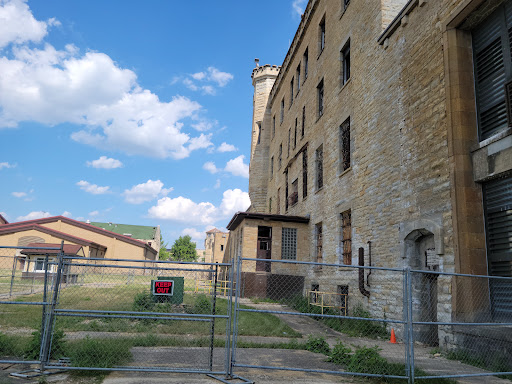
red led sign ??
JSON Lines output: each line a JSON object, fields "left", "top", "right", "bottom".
{"left": 152, "top": 280, "right": 174, "bottom": 296}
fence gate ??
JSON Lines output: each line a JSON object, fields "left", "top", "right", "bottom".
{"left": 0, "top": 244, "right": 62, "bottom": 373}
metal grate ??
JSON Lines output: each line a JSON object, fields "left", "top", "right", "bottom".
{"left": 281, "top": 228, "right": 297, "bottom": 260}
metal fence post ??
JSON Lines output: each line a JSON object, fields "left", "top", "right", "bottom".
{"left": 405, "top": 267, "right": 415, "bottom": 384}
{"left": 224, "top": 259, "right": 235, "bottom": 378}
{"left": 40, "top": 242, "right": 65, "bottom": 372}
{"left": 209, "top": 262, "right": 219, "bottom": 371}
{"left": 229, "top": 250, "right": 243, "bottom": 377}
{"left": 9, "top": 256, "right": 17, "bottom": 297}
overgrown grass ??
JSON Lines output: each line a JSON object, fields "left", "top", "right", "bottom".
{"left": 0, "top": 288, "right": 300, "bottom": 339}
{"left": 324, "top": 341, "right": 457, "bottom": 383}
{"left": 446, "top": 349, "right": 512, "bottom": 381}
{"left": 288, "top": 296, "right": 388, "bottom": 339}
{"left": 0, "top": 332, "right": 27, "bottom": 357}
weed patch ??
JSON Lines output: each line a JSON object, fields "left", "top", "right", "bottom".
{"left": 304, "top": 335, "right": 330, "bottom": 355}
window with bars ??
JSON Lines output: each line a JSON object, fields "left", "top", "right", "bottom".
{"left": 340, "top": 117, "right": 350, "bottom": 171}
{"left": 317, "top": 79, "right": 324, "bottom": 117}
{"left": 277, "top": 188, "right": 281, "bottom": 214}
{"left": 269, "top": 197, "right": 272, "bottom": 213}
{"left": 282, "top": 228, "right": 297, "bottom": 260}
{"left": 319, "top": 17, "right": 326, "bottom": 54}
{"left": 280, "top": 98, "right": 285, "bottom": 124}
{"left": 315, "top": 223, "right": 323, "bottom": 263}
{"left": 341, "top": 40, "right": 350, "bottom": 86}
{"left": 290, "top": 78, "right": 294, "bottom": 106}
{"left": 304, "top": 48, "right": 309, "bottom": 79}
{"left": 271, "top": 156, "right": 274, "bottom": 177}
{"left": 303, "top": 148, "right": 308, "bottom": 198}
{"left": 285, "top": 170, "right": 289, "bottom": 211}
{"left": 302, "top": 106, "right": 306, "bottom": 137}
{"left": 288, "top": 128, "right": 291, "bottom": 158}
{"left": 296, "top": 64, "right": 301, "bottom": 94}
{"left": 289, "top": 179, "right": 298, "bottom": 206}
{"left": 316, "top": 145, "right": 323, "bottom": 189}
{"left": 272, "top": 116, "right": 276, "bottom": 139}
{"left": 278, "top": 144, "right": 282, "bottom": 169}
{"left": 341, "top": 210, "right": 352, "bottom": 265}
{"left": 294, "top": 118, "right": 297, "bottom": 149}
{"left": 472, "top": 3, "right": 512, "bottom": 141}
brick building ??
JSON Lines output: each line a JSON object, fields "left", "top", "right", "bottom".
{"left": 226, "top": 0, "right": 512, "bottom": 349}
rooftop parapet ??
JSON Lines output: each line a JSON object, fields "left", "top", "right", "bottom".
{"left": 251, "top": 60, "right": 280, "bottom": 83}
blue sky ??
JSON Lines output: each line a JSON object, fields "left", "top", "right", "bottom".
{"left": 0, "top": 0, "right": 308, "bottom": 246}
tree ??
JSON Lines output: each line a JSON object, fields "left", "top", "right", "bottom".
{"left": 158, "top": 234, "right": 170, "bottom": 261}
{"left": 170, "top": 235, "right": 197, "bottom": 262}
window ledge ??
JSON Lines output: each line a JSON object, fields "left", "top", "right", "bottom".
{"left": 317, "top": 49, "right": 325, "bottom": 60}
{"left": 337, "top": 167, "right": 352, "bottom": 178}
{"left": 339, "top": 5, "right": 349, "bottom": 19}
{"left": 470, "top": 128, "right": 512, "bottom": 152}
{"left": 339, "top": 78, "right": 351, "bottom": 93}
{"left": 315, "top": 186, "right": 324, "bottom": 194}
{"left": 316, "top": 112, "right": 324, "bottom": 124}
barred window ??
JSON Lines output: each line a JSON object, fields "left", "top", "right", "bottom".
{"left": 304, "top": 48, "right": 309, "bottom": 79}
{"left": 290, "top": 78, "right": 294, "bottom": 106}
{"left": 296, "top": 64, "right": 301, "bottom": 94}
{"left": 341, "top": 210, "right": 352, "bottom": 264}
{"left": 317, "top": 79, "right": 324, "bottom": 117}
{"left": 316, "top": 145, "right": 323, "bottom": 189}
{"left": 302, "top": 149, "right": 308, "bottom": 198}
{"left": 294, "top": 118, "right": 297, "bottom": 149}
{"left": 272, "top": 116, "right": 276, "bottom": 138}
{"left": 271, "top": 156, "right": 274, "bottom": 177}
{"left": 315, "top": 223, "right": 323, "bottom": 263}
{"left": 319, "top": 17, "right": 326, "bottom": 53}
{"left": 302, "top": 106, "right": 306, "bottom": 137}
{"left": 280, "top": 98, "right": 284, "bottom": 124}
{"left": 340, "top": 117, "right": 350, "bottom": 171}
{"left": 278, "top": 144, "right": 282, "bottom": 169}
{"left": 282, "top": 228, "right": 297, "bottom": 260}
{"left": 341, "top": 40, "right": 350, "bottom": 85}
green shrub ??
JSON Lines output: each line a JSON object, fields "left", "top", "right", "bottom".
{"left": 305, "top": 335, "right": 330, "bottom": 355}
{"left": 132, "top": 291, "right": 155, "bottom": 312}
{"left": 190, "top": 294, "right": 212, "bottom": 314}
{"left": 0, "top": 332, "right": 25, "bottom": 357}
{"left": 346, "top": 346, "right": 388, "bottom": 375}
{"left": 24, "top": 329, "right": 66, "bottom": 360}
{"left": 328, "top": 341, "right": 352, "bottom": 365}
{"left": 67, "top": 337, "right": 132, "bottom": 373}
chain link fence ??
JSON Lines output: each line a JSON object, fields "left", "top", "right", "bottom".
{"left": 1, "top": 243, "right": 512, "bottom": 383}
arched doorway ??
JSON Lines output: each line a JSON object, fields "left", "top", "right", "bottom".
{"left": 404, "top": 229, "right": 439, "bottom": 346}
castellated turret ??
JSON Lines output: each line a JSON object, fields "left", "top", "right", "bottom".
{"left": 247, "top": 60, "right": 280, "bottom": 213}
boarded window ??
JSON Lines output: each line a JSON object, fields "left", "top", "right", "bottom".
{"left": 282, "top": 228, "right": 297, "bottom": 260}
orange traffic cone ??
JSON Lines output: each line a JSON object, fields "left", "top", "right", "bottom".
{"left": 390, "top": 328, "right": 397, "bottom": 344}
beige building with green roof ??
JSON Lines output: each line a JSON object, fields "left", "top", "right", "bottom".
{"left": 87, "top": 221, "right": 161, "bottom": 255}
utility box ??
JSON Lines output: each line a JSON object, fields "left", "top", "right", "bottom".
{"left": 151, "top": 276, "right": 184, "bottom": 305}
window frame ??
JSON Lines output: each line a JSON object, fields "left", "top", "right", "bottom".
{"left": 339, "top": 117, "right": 351, "bottom": 172}
{"left": 303, "top": 48, "right": 309, "bottom": 80}
{"left": 341, "top": 40, "right": 351, "bottom": 86}
{"left": 315, "top": 145, "right": 323, "bottom": 190}
{"left": 317, "top": 79, "right": 324, "bottom": 118}
{"left": 280, "top": 98, "right": 285, "bottom": 124}
{"left": 319, "top": 17, "right": 326, "bottom": 55}
{"left": 282, "top": 227, "right": 298, "bottom": 260}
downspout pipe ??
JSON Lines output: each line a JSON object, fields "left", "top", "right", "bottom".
{"left": 367, "top": 241, "right": 372, "bottom": 287}
{"left": 359, "top": 247, "right": 370, "bottom": 298}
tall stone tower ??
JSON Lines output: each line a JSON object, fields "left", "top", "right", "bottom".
{"left": 248, "top": 60, "right": 280, "bottom": 213}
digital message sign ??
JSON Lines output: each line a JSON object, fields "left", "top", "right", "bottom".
{"left": 152, "top": 280, "right": 174, "bottom": 296}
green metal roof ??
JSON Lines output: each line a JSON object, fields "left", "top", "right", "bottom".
{"left": 87, "top": 222, "right": 157, "bottom": 240}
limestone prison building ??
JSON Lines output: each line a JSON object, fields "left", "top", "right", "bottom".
{"left": 224, "top": 0, "right": 512, "bottom": 351}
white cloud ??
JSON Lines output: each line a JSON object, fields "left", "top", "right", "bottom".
{"left": 191, "top": 72, "right": 206, "bottom": 81}
{"left": 0, "top": 0, "right": 59, "bottom": 49}
{"left": 123, "top": 179, "right": 173, "bottom": 204}
{"left": 188, "top": 133, "right": 213, "bottom": 152}
{"left": 292, "top": 0, "right": 307, "bottom": 17}
{"left": 16, "top": 210, "right": 51, "bottom": 221}
{"left": 88, "top": 210, "right": 99, "bottom": 217}
{"left": 11, "top": 191, "right": 26, "bottom": 198}
{"left": 181, "top": 67, "right": 233, "bottom": 96}
{"left": 148, "top": 196, "right": 217, "bottom": 225}
{"left": 62, "top": 211, "right": 72, "bottom": 217}
{"left": 148, "top": 188, "right": 250, "bottom": 226}
{"left": 214, "top": 179, "right": 221, "bottom": 189}
{"left": 217, "top": 142, "right": 237, "bottom": 152}
{"left": 191, "top": 120, "right": 216, "bottom": 132}
{"left": 207, "top": 67, "right": 233, "bottom": 87}
{"left": 224, "top": 155, "right": 249, "bottom": 178}
{"left": 87, "top": 156, "right": 123, "bottom": 169}
{"left": 76, "top": 180, "right": 110, "bottom": 195}
{"left": 0, "top": 2, "right": 207, "bottom": 160}
{"left": 219, "top": 188, "right": 251, "bottom": 216}
{"left": 0, "top": 162, "right": 15, "bottom": 169}
{"left": 203, "top": 161, "right": 220, "bottom": 174}
{"left": 182, "top": 227, "right": 203, "bottom": 243}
